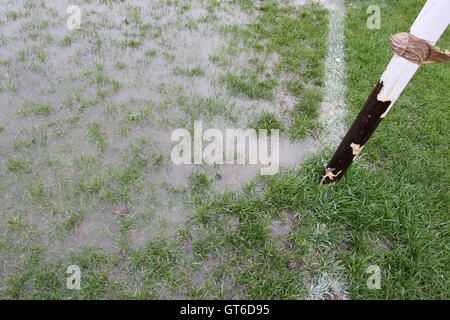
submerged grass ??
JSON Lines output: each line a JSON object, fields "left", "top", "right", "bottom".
{"left": 0, "top": 0, "right": 447, "bottom": 300}
{"left": 218, "top": 2, "right": 328, "bottom": 138}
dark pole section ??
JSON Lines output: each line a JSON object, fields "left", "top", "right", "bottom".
{"left": 320, "top": 81, "right": 392, "bottom": 185}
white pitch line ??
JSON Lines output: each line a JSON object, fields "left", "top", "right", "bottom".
{"left": 309, "top": 0, "right": 350, "bottom": 300}
{"left": 318, "top": 0, "right": 347, "bottom": 149}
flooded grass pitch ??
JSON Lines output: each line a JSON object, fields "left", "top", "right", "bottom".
{"left": 0, "top": 0, "right": 356, "bottom": 299}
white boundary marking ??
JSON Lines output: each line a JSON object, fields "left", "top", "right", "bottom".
{"left": 318, "top": 0, "right": 347, "bottom": 149}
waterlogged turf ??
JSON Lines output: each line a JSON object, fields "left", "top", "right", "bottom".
{"left": 0, "top": 0, "right": 448, "bottom": 300}
{"left": 0, "top": 0, "right": 332, "bottom": 299}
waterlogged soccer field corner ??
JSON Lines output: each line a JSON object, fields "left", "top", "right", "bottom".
{"left": 0, "top": 0, "right": 448, "bottom": 300}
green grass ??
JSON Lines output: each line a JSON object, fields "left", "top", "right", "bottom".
{"left": 181, "top": 96, "right": 238, "bottom": 124}
{"left": 173, "top": 66, "right": 205, "bottom": 77}
{"left": 18, "top": 100, "right": 52, "bottom": 116}
{"left": 145, "top": 49, "right": 157, "bottom": 57}
{"left": 86, "top": 122, "right": 106, "bottom": 152}
{"left": 5, "top": 159, "right": 31, "bottom": 173}
{"left": 183, "top": 0, "right": 449, "bottom": 299}
{"left": 340, "top": 0, "right": 449, "bottom": 298}
{"left": 0, "top": 0, "right": 447, "bottom": 300}
{"left": 63, "top": 211, "right": 84, "bottom": 231}
{"left": 221, "top": 72, "right": 278, "bottom": 100}
{"left": 250, "top": 111, "right": 284, "bottom": 132}
{"left": 181, "top": 0, "right": 449, "bottom": 299}
{"left": 219, "top": 2, "right": 328, "bottom": 138}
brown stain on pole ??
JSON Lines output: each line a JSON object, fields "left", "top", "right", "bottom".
{"left": 320, "top": 81, "right": 391, "bottom": 184}
{"left": 390, "top": 32, "right": 450, "bottom": 65}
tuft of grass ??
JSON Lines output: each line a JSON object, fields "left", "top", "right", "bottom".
{"left": 189, "top": 172, "right": 213, "bottom": 194}
{"left": 18, "top": 100, "right": 52, "bottom": 116}
{"left": 121, "top": 39, "right": 142, "bottom": 49}
{"left": 115, "top": 61, "right": 127, "bottom": 69}
{"left": 221, "top": 72, "right": 277, "bottom": 100}
{"left": 174, "top": 66, "right": 205, "bottom": 77}
{"left": 145, "top": 49, "right": 157, "bottom": 57}
{"left": 119, "top": 216, "right": 133, "bottom": 233}
{"left": 181, "top": 96, "right": 237, "bottom": 123}
{"left": 63, "top": 211, "right": 84, "bottom": 231}
{"left": 5, "top": 159, "right": 31, "bottom": 173}
{"left": 86, "top": 122, "right": 106, "bottom": 152}
{"left": 250, "top": 111, "right": 284, "bottom": 132}
{"left": 84, "top": 64, "right": 122, "bottom": 98}
{"left": 60, "top": 36, "right": 73, "bottom": 47}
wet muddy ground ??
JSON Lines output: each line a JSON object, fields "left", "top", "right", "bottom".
{"left": 0, "top": 0, "right": 349, "bottom": 299}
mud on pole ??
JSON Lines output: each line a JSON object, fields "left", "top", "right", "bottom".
{"left": 320, "top": 0, "right": 450, "bottom": 185}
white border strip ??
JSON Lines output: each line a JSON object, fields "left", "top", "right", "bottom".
{"left": 318, "top": 0, "right": 347, "bottom": 149}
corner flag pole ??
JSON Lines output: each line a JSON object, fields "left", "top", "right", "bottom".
{"left": 320, "top": 0, "right": 450, "bottom": 185}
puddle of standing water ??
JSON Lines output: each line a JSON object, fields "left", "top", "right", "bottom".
{"left": 0, "top": 0, "right": 323, "bottom": 258}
